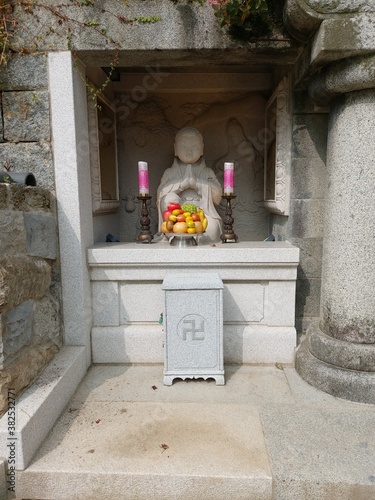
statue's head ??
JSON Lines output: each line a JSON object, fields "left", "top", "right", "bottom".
{"left": 174, "top": 127, "right": 204, "bottom": 165}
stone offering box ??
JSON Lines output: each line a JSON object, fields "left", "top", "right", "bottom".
{"left": 162, "top": 272, "right": 224, "bottom": 386}
{"left": 88, "top": 241, "right": 299, "bottom": 366}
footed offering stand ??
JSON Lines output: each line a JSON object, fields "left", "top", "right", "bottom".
{"left": 162, "top": 272, "right": 225, "bottom": 386}
{"left": 165, "top": 233, "right": 201, "bottom": 247}
{"left": 137, "top": 195, "right": 153, "bottom": 243}
{"left": 220, "top": 195, "right": 238, "bottom": 243}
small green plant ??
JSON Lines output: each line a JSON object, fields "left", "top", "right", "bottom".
{"left": 134, "top": 16, "right": 162, "bottom": 24}
{"left": 207, "top": 0, "right": 272, "bottom": 40}
{"left": 208, "top": 0, "right": 268, "bottom": 28}
{"left": 1, "top": 174, "right": 12, "bottom": 184}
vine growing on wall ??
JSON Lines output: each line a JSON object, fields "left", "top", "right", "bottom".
{"left": 0, "top": 0, "right": 161, "bottom": 97}
{"left": 1, "top": 0, "right": 287, "bottom": 76}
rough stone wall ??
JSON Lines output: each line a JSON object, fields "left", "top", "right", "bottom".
{"left": 272, "top": 91, "right": 328, "bottom": 339}
{"left": 0, "top": 55, "right": 62, "bottom": 417}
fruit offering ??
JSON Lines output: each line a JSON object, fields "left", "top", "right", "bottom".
{"left": 161, "top": 202, "right": 208, "bottom": 235}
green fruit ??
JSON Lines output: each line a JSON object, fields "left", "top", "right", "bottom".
{"left": 181, "top": 203, "right": 197, "bottom": 214}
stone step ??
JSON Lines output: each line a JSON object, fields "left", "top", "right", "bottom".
{"left": 12, "top": 365, "right": 375, "bottom": 500}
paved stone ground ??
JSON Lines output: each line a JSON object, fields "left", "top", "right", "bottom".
{"left": 14, "top": 365, "right": 375, "bottom": 500}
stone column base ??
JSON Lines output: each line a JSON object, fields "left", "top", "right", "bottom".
{"left": 296, "top": 322, "right": 375, "bottom": 404}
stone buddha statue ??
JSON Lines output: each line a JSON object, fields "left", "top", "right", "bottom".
{"left": 157, "top": 127, "right": 223, "bottom": 242}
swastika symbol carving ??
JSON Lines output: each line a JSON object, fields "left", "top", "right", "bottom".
{"left": 178, "top": 314, "right": 206, "bottom": 342}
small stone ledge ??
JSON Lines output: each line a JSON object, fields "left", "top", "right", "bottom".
{"left": 0, "top": 343, "right": 60, "bottom": 418}
{"left": 0, "top": 346, "right": 87, "bottom": 469}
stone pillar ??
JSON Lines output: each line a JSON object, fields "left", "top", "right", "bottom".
{"left": 296, "top": 55, "right": 375, "bottom": 403}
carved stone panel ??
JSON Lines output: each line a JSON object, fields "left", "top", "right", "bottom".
{"left": 263, "top": 76, "right": 292, "bottom": 216}
{"left": 88, "top": 91, "right": 120, "bottom": 214}
{"left": 117, "top": 86, "right": 270, "bottom": 242}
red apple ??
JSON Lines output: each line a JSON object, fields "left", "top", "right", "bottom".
{"left": 168, "top": 202, "right": 181, "bottom": 211}
{"left": 162, "top": 209, "right": 173, "bottom": 221}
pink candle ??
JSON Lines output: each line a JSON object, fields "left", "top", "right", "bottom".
{"left": 138, "top": 161, "right": 149, "bottom": 195}
{"left": 224, "top": 162, "right": 234, "bottom": 195}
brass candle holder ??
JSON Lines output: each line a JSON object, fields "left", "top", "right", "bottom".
{"left": 137, "top": 195, "right": 153, "bottom": 243}
{"left": 220, "top": 194, "right": 238, "bottom": 243}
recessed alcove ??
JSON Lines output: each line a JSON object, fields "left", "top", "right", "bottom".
{"left": 47, "top": 51, "right": 298, "bottom": 372}
{"left": 85, "top": 61, "right": 292, "bottom": 243}
{"left": 79, "top": 58, "right": 298, "bottom": 367}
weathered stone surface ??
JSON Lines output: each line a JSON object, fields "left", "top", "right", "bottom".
{"left": 295, "top": 316, "right": 316, "bottom": 339}
{"left": 0, "top": 54, "right": 48, "bottom": 91}
{"left": 0, "top": 314, "right": 4, "bottom": 368}
{"left": 309, "top": 54, "right": 375, "bottom": 105}
{"left": 24, "top": 212, "right": 58, "bottom": 259}
{"left": 292, "top": 114, "right": 328, "bottom": 160}
{"left": 0, "top": 185, "right": 9, "bottom": 209}
{"left": 2, "top": 301, "right": 34, "bottom": 365}
{"left": 0, "top": 458, "right": 6, "bottom": 499}
{"left": 33, "top": 294, "right": 62, "bottom": 348}
{"left": 0, "top": 210, "right": 27, "bottom": 255}
{"left": 0, "top": 343, "right": 59, "bottom": 417}
{"left": 9, "top": 184, "right": 54, "bottom": 212}
{"left": 310, "top": 15, "right": 375, "bottom": 67}
{"left": 295, "top": 277, "right": 321, "bottom": 319}
{"left": 308, "top": 323, "right": 375, "bottom": 372}
{"left": 262, "top": 398, "right": 375, "bottom": 500}
{"left": 0, "top": 94, "right": 3, "bottom": 142}
{"left": 8, "top": 1, "right": 300, "bottom": 66}
{"left": 291, "top": 157, "right": 327, "bottom": 200}
{"left": 0, "top": 143, "right": 54, "bottom": 189}
{"left": 0, "top": 370, "right": 11, "bottom": 418}
{"left": 320, "top": 89, "right": 375, "bottom": 344}
{"left": 306, "top": 0, "right": 375, "bottom": 13}
{"left": 2, "top": 91, "right": 50, "bottom": 142}
{"left": 284, "top": 0, "right": 323, "bottom": 43}
{"left": 293, "top": 91, "right": 329, "bottom": 114}
{"left": 291, "top": 237, "right": 323, "bottom": 279}
{"left": 290, "top": 199, "right": 324, "bottom": 239}
{"left": 296, "top": 338, "right": 375, "bottom": 404}
{"left": 0, "top": 256, "right": 51, "bottom": 314}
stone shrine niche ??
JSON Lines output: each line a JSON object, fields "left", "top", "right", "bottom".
{"left": 116, "top": 78, "right": 271, "bottom": 242}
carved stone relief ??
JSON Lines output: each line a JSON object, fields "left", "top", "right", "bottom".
{"left": 263, "top": 76, "right": 291, "bottom": 216}
{"left": 88, "top": 92, "right": 120, "bottom": 215}
{"left": 117, "top": 90, "right": 270, "bottom": 242}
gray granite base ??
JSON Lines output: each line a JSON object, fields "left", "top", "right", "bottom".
{"left": 296, "top": 337, "right": 375, "bottom": 404}
{"left": 308, "top": 323, "right": 375, "bottom": 372}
